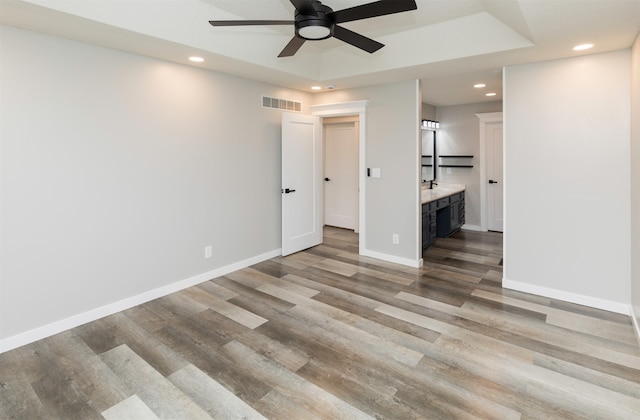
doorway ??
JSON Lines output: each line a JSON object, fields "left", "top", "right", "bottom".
{"left": 311, "top": 101, "right": 368, "bottom": 255}
{"left": 324, "top": 117, "right": 359, "bottom": 232}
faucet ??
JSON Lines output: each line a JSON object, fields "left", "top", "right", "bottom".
{"left": 429, "top": 180, "right": 438, "bottom": 189}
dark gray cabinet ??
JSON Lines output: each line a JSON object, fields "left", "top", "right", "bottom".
{"left": 423, "top": 191, "right": 465, "bottom": 251}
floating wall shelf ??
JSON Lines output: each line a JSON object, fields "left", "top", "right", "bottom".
{"left": 439, "top": 155, "right": 474, "bottom": 168}
{"left": 422, "top": 155, "right": 433, "bottom": 167}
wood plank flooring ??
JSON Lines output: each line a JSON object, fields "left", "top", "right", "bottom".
{"left": 1, "top": 227, "right": 639, "bottom": 419}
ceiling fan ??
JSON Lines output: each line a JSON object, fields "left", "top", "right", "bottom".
{"left": 209, "top": 0, "right": 418, "bottom": 57}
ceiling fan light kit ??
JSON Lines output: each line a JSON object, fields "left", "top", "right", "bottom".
{"left": 296, "top": 1, "right": 334, "bottom": 40}
{"left": 297, "top": 24, "right": 332, "bottom": 40}
{"left": 209, "top": 0, "right": 417, "bottom": 57}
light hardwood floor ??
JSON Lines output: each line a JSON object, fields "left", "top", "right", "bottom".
{"left": 1, "top": 227, "right": 639, "bottom": 419}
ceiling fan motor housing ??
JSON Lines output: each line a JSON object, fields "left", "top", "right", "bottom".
{"left": 295, "top": 1, "right": 335, "bottom": 40}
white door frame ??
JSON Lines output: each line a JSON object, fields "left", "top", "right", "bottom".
{"left": 476, "top": 112, "right": 503, "bottom": 231}
{"left": 311, "top": 101, "right": 368, "bottom": 255}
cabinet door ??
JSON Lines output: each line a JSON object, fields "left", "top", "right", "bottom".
{"left": 422, "top": 204, "right": 438, "bottom": 251}
{"left": 422, "top": 204, "right": 430, "bottom": 251}
{"left": 450, "top": 202, "right": 460, "bottom": 231}
{"left": 428, "top": 211, "right": 437, "bottom": 246}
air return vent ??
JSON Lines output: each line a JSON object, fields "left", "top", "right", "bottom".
{"left": 262, "top": 96, "right": 301, "bottom": 112}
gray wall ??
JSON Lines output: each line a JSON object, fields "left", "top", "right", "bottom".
{"left": 504, "top": 50, "right": 632, "bottom": 312}
{"left": 631, "top": 33, "right": 640, "bottom": 340}
{"left": 0, "top": 25, "right": 311, "bottom": 341}
{"left": 314, "top": 81, "right": 421, "bottom": 264}
{"left": 421, "top": 103, "right": 436, "bottom": 121}
{"left": 435, "top": 101, "right": 503, "bottom": 228}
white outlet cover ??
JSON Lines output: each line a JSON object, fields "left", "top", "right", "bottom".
{"left": 372, "top": 168, "right": 382, "bottom": 178}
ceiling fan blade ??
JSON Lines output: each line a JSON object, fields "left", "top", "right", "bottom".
{"left": 333, "top": 25, "right": 384, "bottom": 54}
{"left": 333, "top": 0, "right": 417, "bottom": 24}
{"left": 290, "top": 0, "right": 318, "bottom": 16}
{"left": 209, "top": 20, "right": 293, "bottom": 26}
{"left": 278, "top": 36, "right": 306, "bottom": 57}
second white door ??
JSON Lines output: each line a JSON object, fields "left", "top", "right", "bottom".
{"left": 486, "top": 121, "right": 504, "bottom": 232}
{"left": 324, "top": 121, "right": 359, "bottom": 231}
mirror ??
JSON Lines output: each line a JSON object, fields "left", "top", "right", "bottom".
{"left": 421, "top": 128, "right": 436, "bottom": 183}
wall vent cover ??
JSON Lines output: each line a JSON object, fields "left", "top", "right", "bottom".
{"left": 262, "top": 96, "right": 301, "bottom": 112}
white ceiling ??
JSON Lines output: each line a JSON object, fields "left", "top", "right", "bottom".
{"left": 2, "top": 0, "right": 639, "bottom": 106}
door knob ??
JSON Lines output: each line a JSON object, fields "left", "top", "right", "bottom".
{"left": 324, "top": 177, "right": 331, "bottom": 182}
{"left": 489, "top": 180, "right": 498, "bottom": 184}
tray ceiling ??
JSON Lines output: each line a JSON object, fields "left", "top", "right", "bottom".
{"left": 2, "top": 0, "right": 639, "bottom": 105}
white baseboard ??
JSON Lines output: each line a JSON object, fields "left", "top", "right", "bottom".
{"left": 461, "top": 224, "right": 484, "bottom": 232}
{"left": 0, "top": 249, "right": 282, "bottom": 354}
{"left": 361, "top": 249, "right": 422, "bottom": 268}
{"left": 503, "top": 277, "right": 631, "bottom": 315}
{"left": 631, "top": 305, "right": 640, "bottom": 348}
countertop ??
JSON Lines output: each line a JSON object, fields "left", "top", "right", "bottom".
{"left": 421, "top": 183, "right": 465, "bottom": 204}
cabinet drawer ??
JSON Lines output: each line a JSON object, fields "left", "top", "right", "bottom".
{"left": 436, "top": 197, "right": 449, "bottom": 209}
{"left": 422, "top": 201, "right": 437, "bottom": 212}
{"left": 450, "top": 193, "right": 461, "bottom": 203}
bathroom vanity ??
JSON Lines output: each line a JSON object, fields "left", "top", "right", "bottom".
{"left": 421, "top": 184, "right": 465, "bottom": 251}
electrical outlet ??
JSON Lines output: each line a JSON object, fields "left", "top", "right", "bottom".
{"left": 392, "top": 234, "right": 399, "bottom": 244}
{"left": 447, "top": 167, "right": 452, "bottom": 174}
{"left": 204, "top": 245, "right": 212, "bottom": 259}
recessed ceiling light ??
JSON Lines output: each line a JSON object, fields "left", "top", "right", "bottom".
{"left": 474, "top": 83, "right": 486, "bottom": 88}
{"left": 573, "top": 43, "right": 593, "bottom": 51}
{"left": 189, "top": 56, "right": 205, "bottom": 62}
{"left": 311, "top": 86, "right": 322, "bottom": 91}
{"left": 486, "top": 92, "right": 497, "bottom": 97}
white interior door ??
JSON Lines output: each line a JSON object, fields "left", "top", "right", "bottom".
{"left": 487, "top": 122, "right": 504, "bottom": 232}
{"left": 324, "top": 121, "right": 359, "bottom": 231}
{"left": 282, "top": 112, "right": 322, "bottom": 256}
